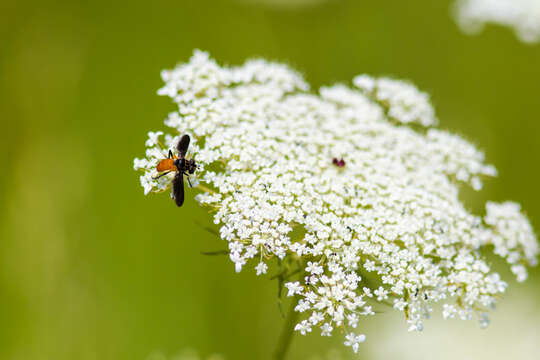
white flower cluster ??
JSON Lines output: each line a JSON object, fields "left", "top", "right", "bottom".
{"left": 483, "top": 202, "right": 538, "bottom": 282}
{"left": 134, "top": 51, "right": 538, "bottom": 352}
{"left": 353, "top": 75, "right": 437, "bottom": 127}
{"left": 453, "top": 0, "right": 540, "bottom": 43}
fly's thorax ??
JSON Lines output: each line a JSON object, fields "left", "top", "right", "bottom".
{"left": 174, "top": 158, "right": 186, "bottom": 170}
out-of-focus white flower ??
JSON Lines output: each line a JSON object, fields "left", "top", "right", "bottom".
{"left": 453, "top": 0, "right": 540, "bottom": 43}
{"left": 483, "top": 201, "right": 538, "bottom": 281}
{"left": 344, "top": 333, "right": 367, "bottom": 353}
{"left": 368, "top": 288, "right": 540, "bottom": 360}
{"left": 134, "top": 51, "right": 538, "bottom": 353}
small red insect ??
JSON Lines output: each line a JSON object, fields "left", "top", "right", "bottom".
{"left": 332, "top": 158, "right": 345, "bottom": 167}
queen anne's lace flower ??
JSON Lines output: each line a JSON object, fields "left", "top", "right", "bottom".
{"left": 453, "top": 0, "right": 540, "bottom": 43}
{"left": 134, "top": 50, "right": 538, "bottom": 353}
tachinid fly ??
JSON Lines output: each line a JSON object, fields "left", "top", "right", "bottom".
{"left": 154, "top": 134, "right": 197, "bottom": 207}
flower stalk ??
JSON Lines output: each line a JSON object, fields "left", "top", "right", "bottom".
{"left": 274, "top": 296, "right": 301, "bottom": 360}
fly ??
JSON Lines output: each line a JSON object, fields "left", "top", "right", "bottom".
{"left": 154, "top": 134, "right": 197, "bottom": 207}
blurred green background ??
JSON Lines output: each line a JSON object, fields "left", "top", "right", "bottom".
{"left": 1, "top": 0, "right": 539, "bottom": 359}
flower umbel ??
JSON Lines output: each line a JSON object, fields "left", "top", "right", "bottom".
{"left": 134, "top": 51, "right": 538, "bottom": 353}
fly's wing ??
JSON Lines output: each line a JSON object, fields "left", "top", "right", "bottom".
{"left": 172, "top": 172, "right": 185, "bottom": 207}
{"left": 177, "top": 134, "right": 190, "bottom": 158}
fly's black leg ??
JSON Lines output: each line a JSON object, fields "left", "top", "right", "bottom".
{"left": 185, "top": 173, "right": 193, "bottom": 188}
{"left": 153, "top": 171, "right": 171, "bottom": 180}
{"left": 168, "top": 150, "right": 173, "bottom": 158}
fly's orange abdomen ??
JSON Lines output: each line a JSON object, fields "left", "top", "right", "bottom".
{"left": 157, "top": 158, "right": 176, "bottom": 172}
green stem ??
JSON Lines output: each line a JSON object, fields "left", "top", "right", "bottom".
{"left": 196, "top": 183, "right": 217, "bottom": 194}
{"left": 273, "top": 297, "right": 299, "bottom": 360}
